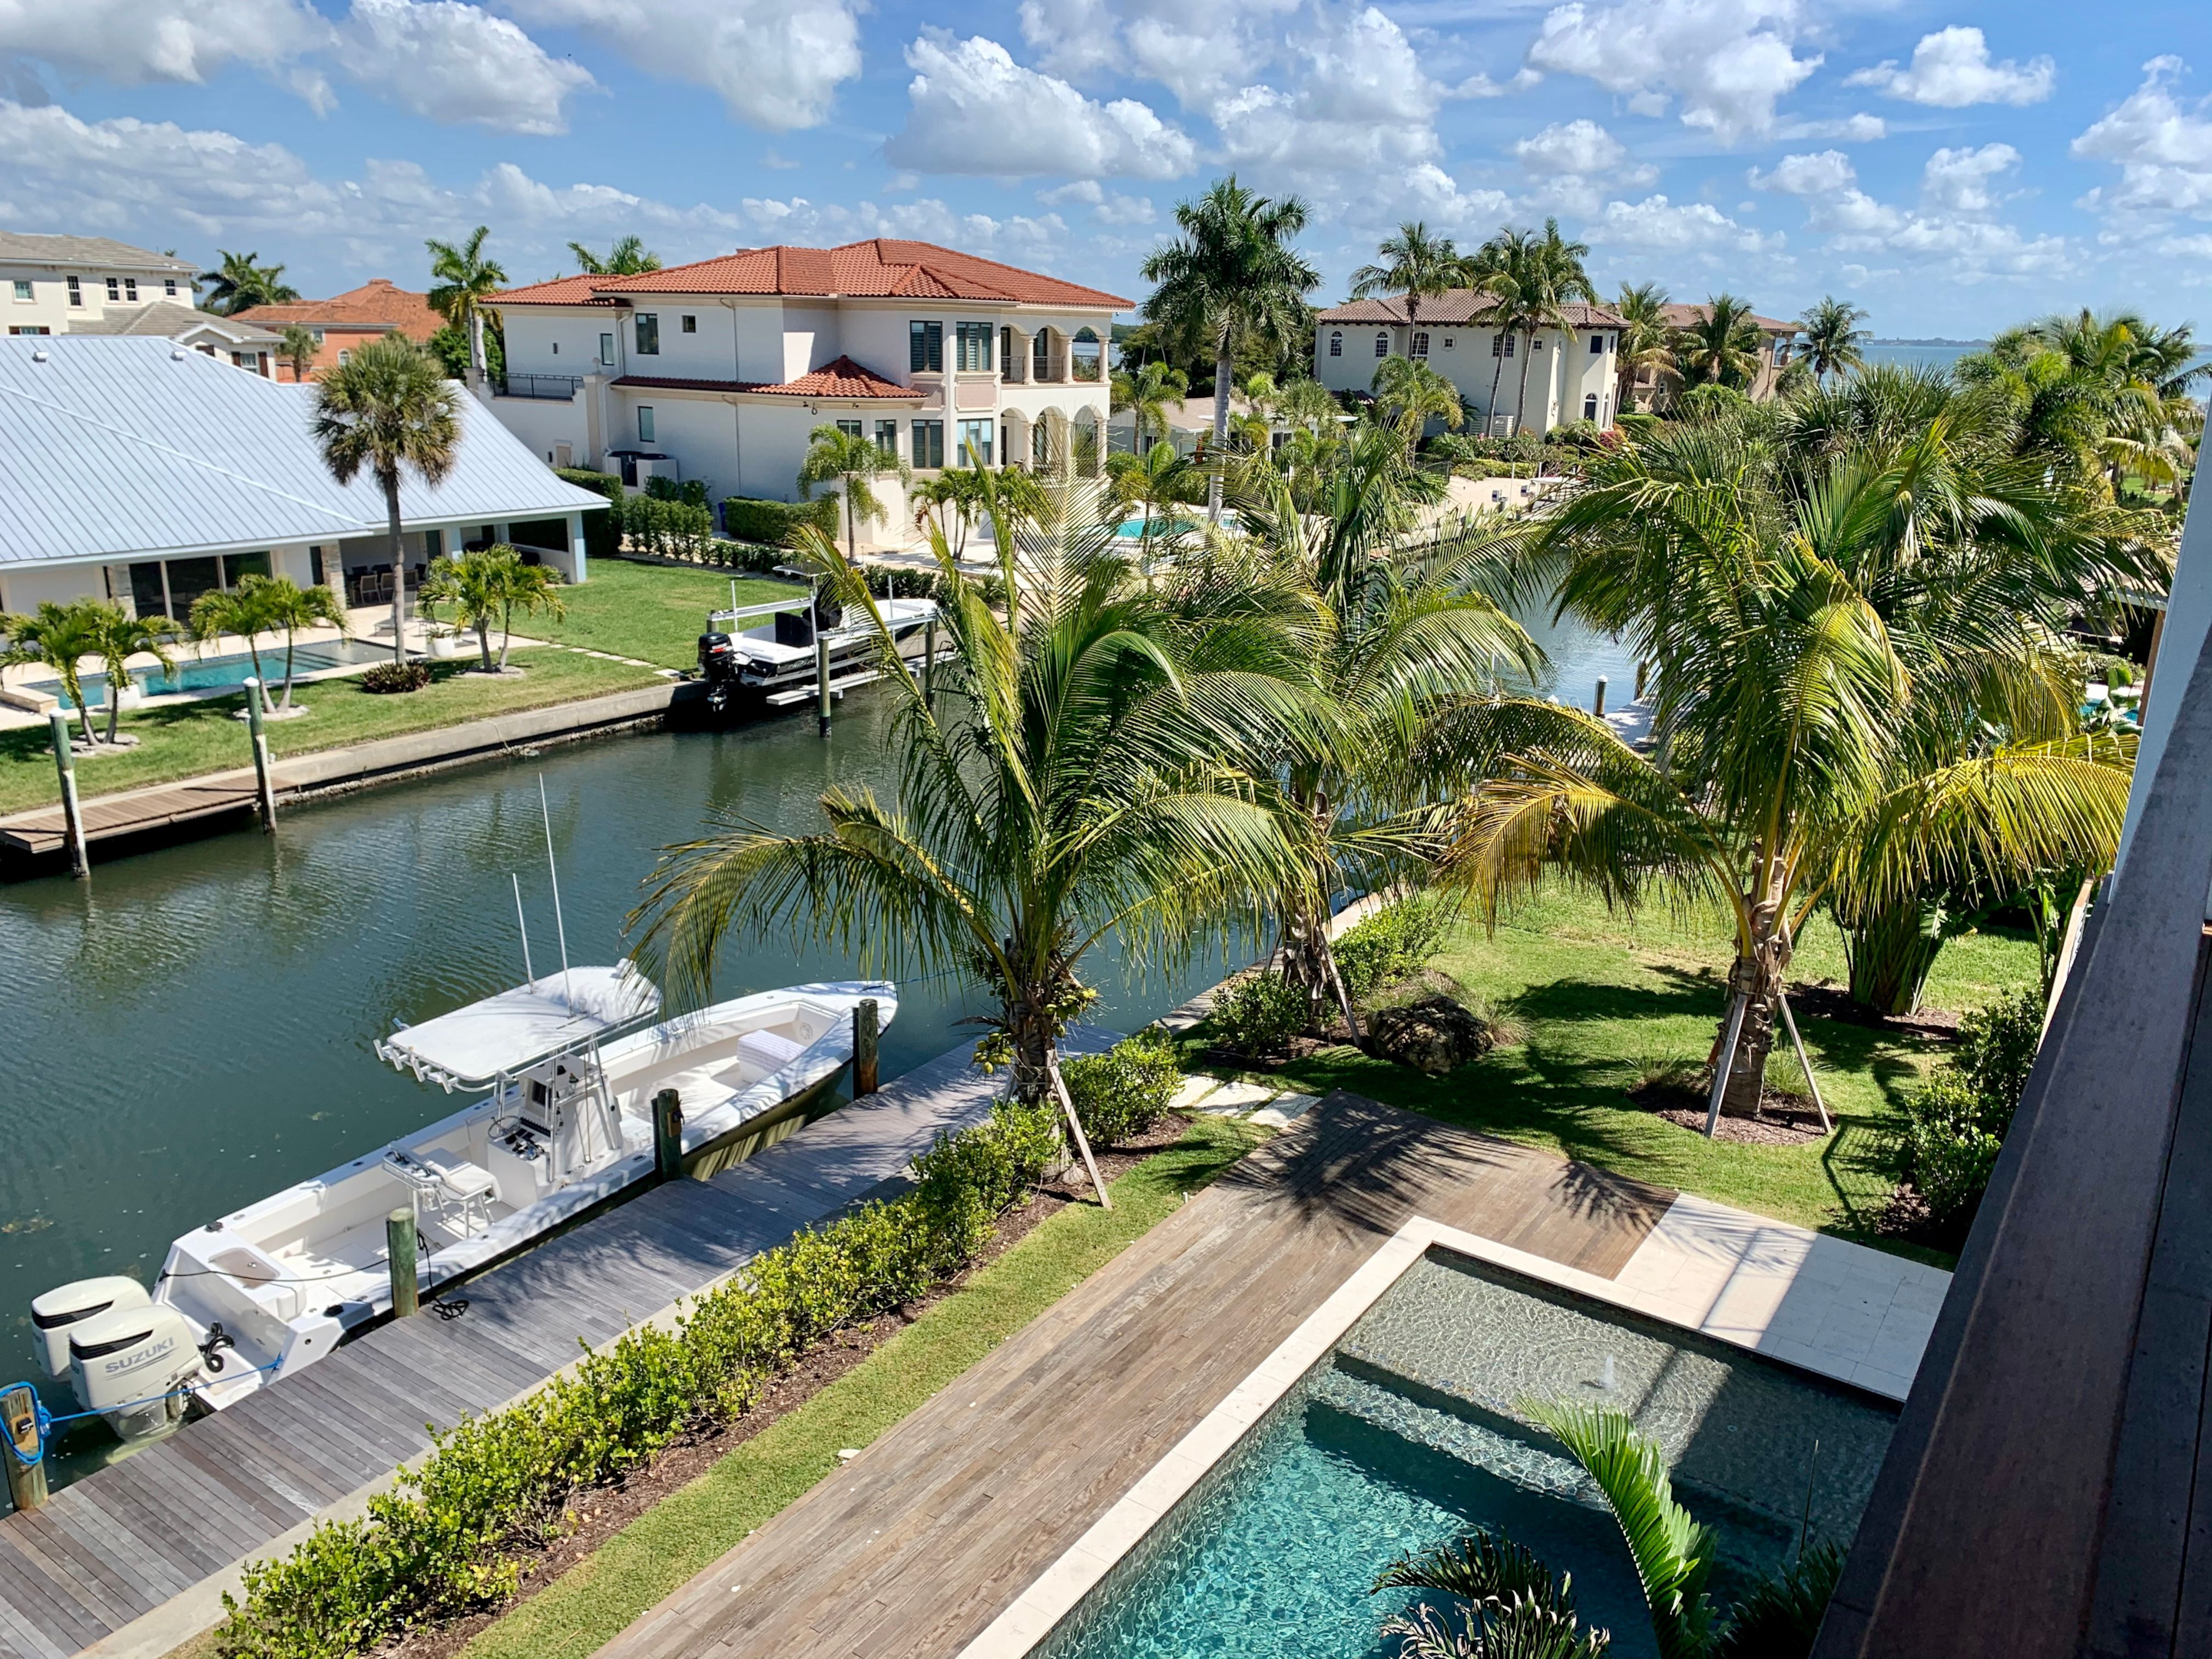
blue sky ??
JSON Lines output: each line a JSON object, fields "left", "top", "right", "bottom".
{"left": 2, "top": 0, "right": 2207, "bottom": 336}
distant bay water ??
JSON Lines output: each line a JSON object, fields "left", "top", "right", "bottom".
{"left": 1859, "top": 339, "right": 1988, "bottom": 373}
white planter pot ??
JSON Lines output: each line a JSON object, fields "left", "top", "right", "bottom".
{"left": 427, "top": 634, "right": 458, "bottom": 659}
{"left": 114, "top": 684, "right": 145, "bottom": 710}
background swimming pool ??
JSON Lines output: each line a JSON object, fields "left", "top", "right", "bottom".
{"left": 31, "top": 637, "right": 392, "bottom": 707}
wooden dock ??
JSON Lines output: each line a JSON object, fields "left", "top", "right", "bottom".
{"left": 0, "top": 1035, "right": 1111, "bottom": 1659}
{"left": 0, "top": 778, "right": 262, "bottom": 856}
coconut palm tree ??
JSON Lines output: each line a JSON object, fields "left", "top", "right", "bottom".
{"left": 1141, "top": 176, "right": 1321, "bottom": 522}
{"left": 277, "top": 323, "right": 320, "bottom": 383}
{"left": 200, "top": 250, "right": 299, "bottom": 316}
{"left": 187, "top": 579, "right": 284, "bottom": 716}
{"left": 1349, "top": 221, "right": 1473, "bottom": 329}
{"left": 1614, "top": 282, "right": 1679, "bottom": 414}
{"left": 1469, "top": 220, "right": 1594, "bottom": 434}
{"left": 629, "top": 505, "right": 1314, "bottom": 1192}
{"left": 419, "top": 545, "right": 565, "bottom": 672}
{"left": 84, "top": 605, "right": 179, "bottom": 745}
{"left": 798, "top": 424, "right": 912, "bottom": 564}
{"left": 568, "top": 236, "right": 661, "bottom": 276}
{"left": 312, "top": 333, "right": 462, "bottom": 665}
{"left": 1674, "top": 296, "right": 1764, "bottom": 389}
{"left": 255, "top": 578, "right": 345, "bottom": 707}
{"left": 1111, "top": 359, "right": 1191, "bottom": 452}
{"left": 1796, "top": 296, "right": 1869, "bottom": 383}
{"left": 426, "top": 225, "right": 508, "bottom": 386}
{"left": 1370, "top": 356, "right": 1465, "bottom": 452}
{"left": 2, "top": 601, "right": 123, "bottom": 745}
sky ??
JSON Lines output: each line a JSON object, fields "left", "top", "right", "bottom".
{"left": 1, "top": 0, "right": 2207, "bottom": 338}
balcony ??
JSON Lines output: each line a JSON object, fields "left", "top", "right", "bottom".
{"left": 494, "top": 373, "right": 583, "bottom": 402}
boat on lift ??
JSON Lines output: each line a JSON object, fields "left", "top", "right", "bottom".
{"left": 695, "top": 580, "right": 939, "bottom": 714}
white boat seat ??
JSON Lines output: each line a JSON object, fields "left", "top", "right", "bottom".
{"left": 417, "top": 1148, "right": 498, "bottom": 1204}
{"left": 737, "top": 1028, "right": 806, "bottom": 1075}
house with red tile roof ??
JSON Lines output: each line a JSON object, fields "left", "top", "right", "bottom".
{"left": 1314, "top": 289, "right": 1631, "bottom": 437}
{"left": 484, "top": 240, "right": 1130, "bottom": 547}
{"left": 233, "top": 279, "right": 446, "bottom": 381}
{"left": 1654, "top": 302, "right": 1800, "bottom": 399}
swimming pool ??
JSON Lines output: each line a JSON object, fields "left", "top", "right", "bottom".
{"left": 1034, "top": 1251, "right": 1898, "bottom": 1659}
{"left": 30, "top": 637, "right": 392, "bottom": 707}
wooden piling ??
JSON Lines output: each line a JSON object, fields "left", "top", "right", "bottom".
{"left": 243, "top": 677, "right": 277, "bottom": 832}
{"left": 1594, "top": 675, "right": 1608, "bottom": 720}
{"left": 853, "top": 998, "right": 879, "bottom": 1097}
{"left": 922, "top": 620, "right": 937, "bottom": 708}
{"left": 815, "top": 632, "right": 833, "bottom": 738}
{"left": 2, "top": 1383, "right": 46, "bottom": 1514}
{"left": 653, "top": 1088, "right": 684, "bottom": 1182}
{"left": 386, "top": 1208, "right": 419, "bottom": 1318}
{"left": 47, "top": 710, "right": 88, "bottom": 879}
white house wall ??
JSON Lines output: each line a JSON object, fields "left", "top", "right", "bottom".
{"left": 1314, "top": 321, "right": 1620, "bottom": 435}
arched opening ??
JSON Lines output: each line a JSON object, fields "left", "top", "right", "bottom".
{"left": 1001, "top": 409, "right": 1031, "bottom": 472}
{"left": 1001, "top": 325, "right": 1031, "bottom": 384}
{"left": 1072, "top": 407, "right": 1102, "bottom": 477}
{"left": 1071, "top": 327, "right": 1102, "bottom": 384}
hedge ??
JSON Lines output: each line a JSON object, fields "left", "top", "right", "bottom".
{"left": 216, "top": 1099, "right": 1063, "bottom": 1659}
{"left": 622, "top": 497, "right": 715, "bottom": 561}
{"left": 723, "top": 495, "right": 837, "bottom": 548}
{"left": 1334, "top": 896, "right": 1451, "bottom": 999}
{"left": 1061, "top": 1031, "right": 1180, "bottom": 1147}
{"left": 555, "top": 469, "right": 622, "bottom": 565}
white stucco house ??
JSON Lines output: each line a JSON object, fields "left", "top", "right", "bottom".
{"left": 484, "top": 239, "right": 1129, "bottom": 545}
{"left": 0, "top": 336, "right": 608, "bottom": 623}
{"left": 1313, "top": 292, "right": 1628, "bottom": 437}
{"left": 1, "top": 233, "right": 200, "bottom": 336}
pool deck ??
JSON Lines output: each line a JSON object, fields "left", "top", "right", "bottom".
{"left": 604, "top": 1091, "right": 1949, "bottom": 1659}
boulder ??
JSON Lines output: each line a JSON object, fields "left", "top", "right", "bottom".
{"left": 1368, "top": 996, "right": 1495, "bottom": 1075}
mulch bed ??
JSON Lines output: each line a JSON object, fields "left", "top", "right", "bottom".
{"left": 375, "top": 1114, "right": 1194, "bottom": 1659}
{"left": 1786, "top": 981, "right": 1963, "bottom": 1040}
{"left": 1629, "top": 1078, "right": 1832, "bottom": 1144}
{"left": 1873, "top": 1182, "right": 1969, "bottom": 1252}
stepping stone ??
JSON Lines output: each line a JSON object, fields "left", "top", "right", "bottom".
{"left": 1250, "top": 1093, "right": 1320, "bottom": 1129}
{"left": 1197, "top": 1080, "right": 1279, "bottom": 1115}
{"left": 1171, "top": 1075, "right": 1223, "bottom": 1111}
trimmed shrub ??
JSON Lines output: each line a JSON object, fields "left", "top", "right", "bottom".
{"left": 555, "top": 469, "right": 624, "bottom": 565}
{"left": 1334, "top": 896, "right": 1450, "bottom": 1000}
{"left": 1209, "top": 973, "right": 1308, "bottom": 1058}
{"left": 622, "top": 497, "right": 715, "bottom": 561}
{"left": 1062, "top": 1031, "right": 1180, "bottom": 1147}
{"left": 644, "top": 476, "right": 710, "bottom": 509}
{"left": 855, "top": 565, "right": 1010, "bottom": 611}
{"left": 723, "top": 495, "right": 838, "bottom": 548}
{"left": 1895, "top": 988, "right": 2045, "bottom": 1240}
{"left": 359, "top": 661, "right": 431, "bottom": 694}
{"left": 217, "top": 1099, "right": 1061, "bottom": 1659}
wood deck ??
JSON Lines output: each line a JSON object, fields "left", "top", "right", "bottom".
{"left": 601, "top": 1092, "right": 1677, "bottom": 1659}
{"left": 0, "top": 779, "right": 261, "bottom": 855}
{"left": 0, "top": 1038, "right": 1108, "bottom": 1659}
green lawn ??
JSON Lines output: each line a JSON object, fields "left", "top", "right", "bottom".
{"left": 533, "top": 558, "right": 799, "bottom": 669}
{"left": 454, "top": 1115, "right": 1269, "bottom": 1659}
{"left": 0, "top": 648, "right": 659, "bottom": 815}
{"left": 1199, "top": 884, "right": 2042, "bottom": 1257}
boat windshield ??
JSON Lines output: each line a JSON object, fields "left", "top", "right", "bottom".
{"left": 376, "top": 965, "right": 661, "bottom": 1089}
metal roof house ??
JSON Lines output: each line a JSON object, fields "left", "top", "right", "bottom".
{"left": 0, "top": 336, "right": 609, "bottom": 622}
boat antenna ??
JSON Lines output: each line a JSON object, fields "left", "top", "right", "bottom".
{"left": 512, "top": 873, "right": 535, "bottom": 985}
{"left": 538, "top": 775, "right": 571, "bottom": 1004}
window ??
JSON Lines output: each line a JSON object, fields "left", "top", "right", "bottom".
{"left": 637, "top": 406, "right": 656, "bottom": 442}
{"left": 909, "top": 320, "right": 943, "bottom": 373}
{"left": 1606, "top": 333, "right": 1617, "bottom": 353}
{"left": 338, "top": 349, "right": 352, "bottom": 366}
{"left": 1443, "top": 337, "right": 1455, "bottom": 350}
{"left": 551, "top": 341, "right": 559, "bottom": 354}
{"left": 10, "top": 280, "right": 29, "bottom": 301}
{"left": 311, "top": 327, "right": 325, "bottom": 344}
{"left": 66, "top": 276, "right": 81, "bottom": 306}
{"left": 1328, "top": 330, "right": 1342, "bottom": 357}
{"left": 1374, "top": 333, "right": 1389, "bottom": 358}
{"left": 874, "top": 419, "right": 899, "bottom": 459}
{"left": 124, "top": 278, "right": 137, "bottom": 301}
{"left": 1531, "top": 336, "right": 1544, "bottom": 352}
{"left": 1409, "top": 330, "right": 1429, "bottom": 359}
{"left": 1583, "top": 394, "right": 1599, "bottom": 421}
{"left": 599, "top": 332, "right": 615, "bottom": 363}
{"left": 836, "top": 419, "right": 863, "bottom": 440}
{"left": 1001, "top": 325, "right": 1015, "bottom": 378}
{"left": 680, "top": 314, "right": 697, "bottom": 333}
{"left": 956, "top": 320, "right": 992, "bottom": 372}
{"left": 911, "top": 419, "right": 945, "bottom": 469}
{"left": 106, "top": 277, "right": 120, "bottom": 300}
{"left": 958, "top": 418, "right": 993, "bottom": 467}
{"left": 164, "top": 278, "right": 177, "bottom": 297}
{"left": 1589, "top": 333, "right": 1604, "bottom": 355}
{"left": 1773, "top": 337, "right": 1790, "bottom": 366}
{"left": 1492, "top": 333, "right": 1513, "bottom": 357}
{"left": 6, "top": 326, "right": 51, "bottom": 335}
{"left": 634, "top": 313, "right": 660, "bottom": 355}
{"left": 1032, "top": 331, "right": 1050, "bottom": 379}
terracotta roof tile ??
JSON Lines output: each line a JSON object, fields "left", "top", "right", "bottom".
{"left": 505, "top": 239, "right": 1130, "bottom": 309}
{"left": 1657, "top": 302, "right": 1795, "bottom": 334}
{"left": 488, "top": 273, "right": 620, "bottom": 308}
{"left": 234, "top": 279, "right": 444, "bottom": 335}
{"left": 614, "top": 356, "right": 922, "bottom": 399}
{"left": 1316, "top": 291, "right": 1626, "bottom": 329}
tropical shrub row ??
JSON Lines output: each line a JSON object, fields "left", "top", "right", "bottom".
{"left": 1334, "top": 896, "right": 1451, "bottom": 1000}
{"left": 622, "top": 497, "right": 717, "bottom": 560}
{"left": 722, "top": 495, "right": 839, "bottom": 548}
{"left": 853, "top": 563, "right": 1011, "bottom": 611}
{"left": 1894, "top": 989, "right": 2044, "bottom": 1241}
{"left": 216, "top": 1100, "right": 1063, "bottom": 1659}
{"left": 1061, "top": 1031, "right": 1181, "bottom": 1147}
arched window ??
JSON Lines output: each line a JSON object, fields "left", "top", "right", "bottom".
{"left": 1410, "top": 331, "right": 1429, "bottom": 359}
{"left": 1328, "top": 330, "right": 1342, "bottom": 357}
{"left": 1374, "top": 333, "right": 1389, "bottom": 358}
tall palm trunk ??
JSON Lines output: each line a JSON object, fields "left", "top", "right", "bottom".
{"left": 102, "top": 680, "right": 121, "bottom": 747}
{"left": 1208, "top": 326, "right": 1233, "bottom": 523}
{"left": 1712, "top": 879, "right": 1787, "bottom": 1119}
{"left": 1515, "top": 329, "right": 1538, "bottom": 433}
{"left": 466, "top": 311, "right": 485, "bottom": 389}
{"left": 1274, "top": 785, "right": 1363, "bottom": 1042}
{"left": 383, "top": 470, "right": 407, "bottom": 665}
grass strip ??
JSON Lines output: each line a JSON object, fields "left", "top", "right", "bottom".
{"left": 457, "top": 1114, "right": 1267, "bottom": 1659}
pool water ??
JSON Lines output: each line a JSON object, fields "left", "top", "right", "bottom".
{"left": 32, "top": 637, "right": 392, "bottom": 707}
{"left": 1038, "top": 1253, "right": 1897, "bottom": 1659}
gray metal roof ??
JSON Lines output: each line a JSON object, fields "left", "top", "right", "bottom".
{"left": 69, "top": 303, "right": 280, "bottom": 345}
{"left": 0, "top": 232, "right": 198, "bottom": 273}
{"left": 0, "top": 336, "right": 609, "bottom": 568}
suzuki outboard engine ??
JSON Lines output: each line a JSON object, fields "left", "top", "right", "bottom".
{"left": 67, "top": 1303, "right": 204, "bottom": 1444}
{"left": 698, "top": 631, "right": 739, "bottom": 714}
{"left": 30, "top": 1276, "right": 151, "bottom": 1379}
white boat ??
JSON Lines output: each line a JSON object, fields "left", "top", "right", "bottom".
{"left": 696, "top": 588, "right": 940, "bottom": 712}
{"left": 28, "top": 968, "right": 896, "bottom": 1444}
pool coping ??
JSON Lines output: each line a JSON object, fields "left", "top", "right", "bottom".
{"left": 954, "top": 1203, "right": 1950, "bottom": 1658}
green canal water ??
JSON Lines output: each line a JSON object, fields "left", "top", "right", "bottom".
{"left": 0, "top": 690, "right": 1243, "bottom": 1472}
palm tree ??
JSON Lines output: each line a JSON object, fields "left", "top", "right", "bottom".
{"left": 312, "top": 334, "right": 462, "bottom": 665}
{"left": 276, "top": 323, "right": 320, "bottom": 383}
{"left": 1141, "top": 176, "right": 1320, "bottom": 522}
{"left": 628, "top": 509, "right": 1313, "bottom": 1191}
{"left": 1104, "top": 442, "right": 1204, "bottom": 568}
{"left": 200, "top": 251, "right": 299, "bottom": 316}
{"left": 1111, "top": 359, "right": 1190, "bottom": 452}
{"left": 910, "top": 469, "right": 988, "bottom": 559}
{"left": 1349, "top": 221, "right": 1472, "bottom": 329}
{"left": 2, "top": 601, "right": 122, "bottom": 745}
{"left": 1796, "top": 297, "right": 1869, "bottom": 383}
{"left": 426, "top": 226, "right": 508, "bottom": 387}
{"left": 1374, "top": 1530, "right": 1608, "bottom": 1658}
{"left": 256, "top": 578, "right": 345, "bottom": 707}
{"left": 1674, "top": 296, "right": 1763, "bottom": 389}
{"left": 419, "top": 545, "right": 566, "bottom": 672}
{"left": 798, "top": 424, "right": 912, "bottom": 564}
{"left": 1614, "top": 282, "right": 1679, "bottom": 414}
{"left": 1469, "top": 220, "right": 1594, "bottom": 435}
{"left": 568, "top": 237, "right": 661, "bottom": 276}
{"left": 86, "top": 606, "right": 179, "bottom": 745}
{"left": 187, "top": 578, "right": 284, "bottom": 715}
{"left": 1369, "top": 356, "right": 1465, "bottom": 452}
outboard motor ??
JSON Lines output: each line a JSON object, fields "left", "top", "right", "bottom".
{"left": 30, "top": 1277, "right": 151, "bottom": 1379}
{"left": 698, "top": 631, "right": 740, "bottom": 714}
{"left": 68, "top": 1303, "right": 204, "bottom": 1444}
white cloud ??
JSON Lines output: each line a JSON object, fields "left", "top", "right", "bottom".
{"left": 1749, "top": 149, "right": 1857, "bottom": 197}
{"left": 1776, "top": 112, "right": 1886, "bottom": 141}
{"left": 1095, "top": 192, "right": 1155, "bottom": 225}
{"left": 1920, "top": 142, "right": 2020, "bottom": 216}
{"left": 340, "top": 0, "right": 592, "bottom": 135}
{"left": 1846, "top": 26, "right": 2054, "bottom": 109}
{"left": 1512, "top": 119, "right": 1655, "bottom": 214}
{"left": 1213, "top": 8, "right": 1444, "bottom": 186}
{"left": 2071, "top": 56, "right": 2212, "bottom": 224}
{"left": 1018, "top": 0, "right": 1300, "bottom": 108}
{"left": 1038, "top": 179, "right": 1104, "bottom": 206}
{"left": 1525, "top": 0, "right": 1818, "bottom": 143}
{"left": 891, "top": 35, "right": 1194, "bottom": 180}
{"left": 1452, "top": 67, "right": 1543, "bottom": 98}
{"left": 0, "top": 0, "right": 327, "bottom": 88}
{"left": 1586, "top": 194, "right": 1776, "bottom": 253}
{"left": 492, "top": 0, "right": 862, "bottom": 131}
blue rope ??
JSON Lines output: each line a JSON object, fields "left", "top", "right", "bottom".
{"left": 3, "top": 1356, "right": 284, "bottom": 1465}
